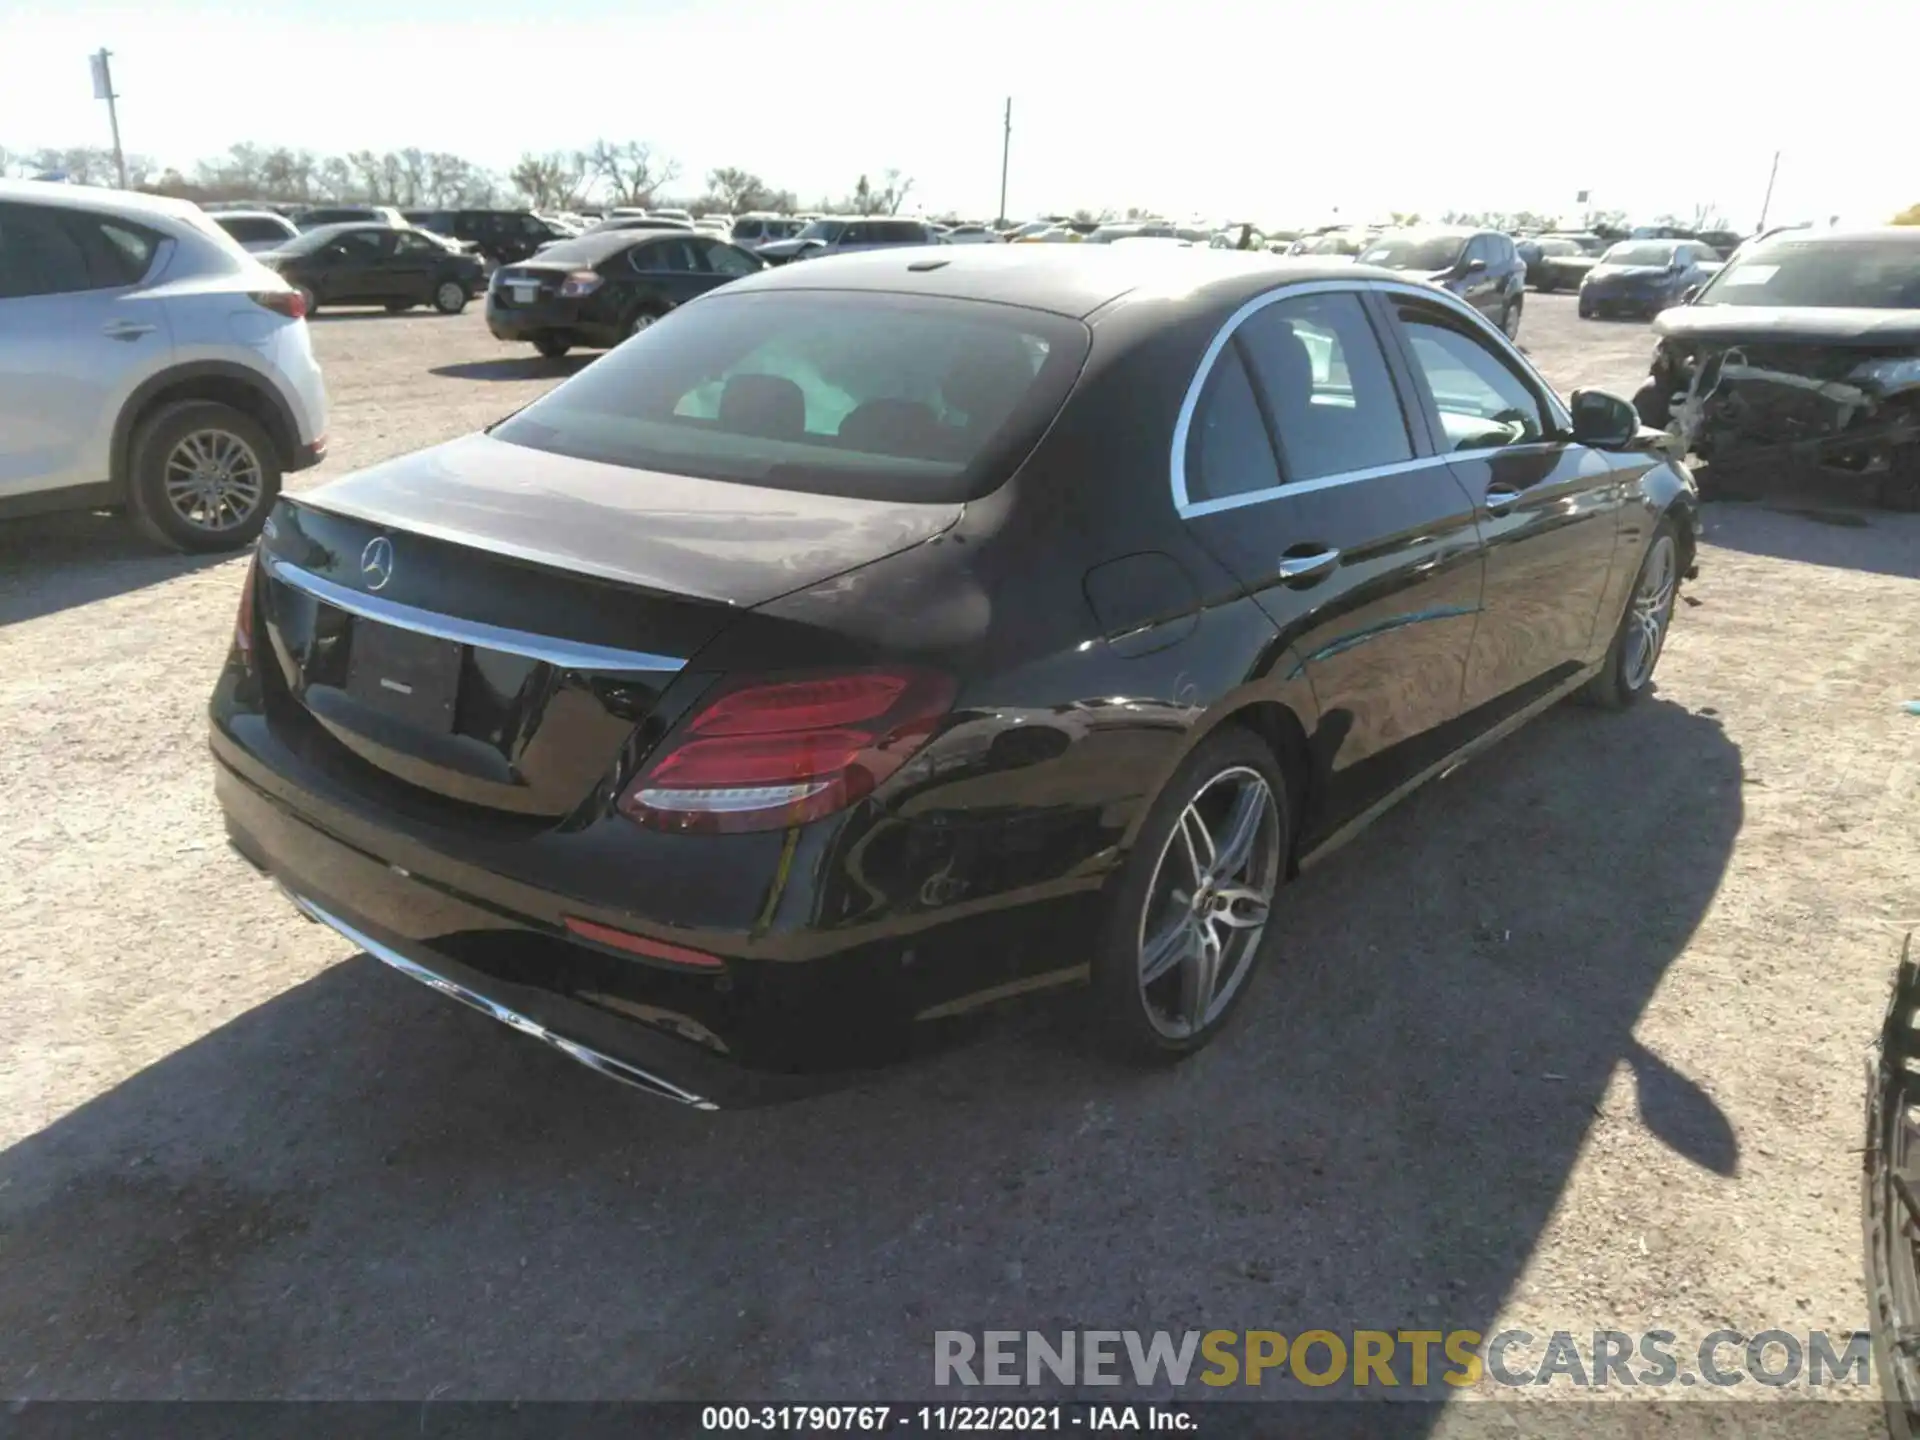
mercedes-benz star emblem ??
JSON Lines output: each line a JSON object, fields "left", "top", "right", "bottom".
{"left": 360, "top": 536, "right": 395, "bottom": 592}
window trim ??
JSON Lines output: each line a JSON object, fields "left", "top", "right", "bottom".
{"left": 1169, "top": 278, "right": 1571, "bottom": 519}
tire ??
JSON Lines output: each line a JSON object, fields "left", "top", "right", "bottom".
{"left": 297, "top": 286, "right": 318, "bottom": 317}
{"left": 1578, "top": 517, "right": 1681, "bottom": 710}
{"left": 624, "top": 305, "right": 665, "bottom": 339}
{"left": 1500, "top": 297, "right": 1523, "bottom": 340}
{"left": 1632, "top": 376, "right": 1671, "bottom": 430}
{"left": 1090, "top": 727, "right": 1291, "bottom": 1063}
{"left": 385, "top": 301, "right": 414, "bottom": 314}
{"left": 534, "top": 335, "right": 572, "bottom": 359}
{"left": 1537, "top": 275, "right": 1557, "bottom": 294}
{"left": 433, "top": 279, "right": 468, "bottom": 315}
{"left": 123, "top": 400, "right": 282, "bottom": 554}
{"left": 1578, "top": 299, "right": 1595, "bottom": 319}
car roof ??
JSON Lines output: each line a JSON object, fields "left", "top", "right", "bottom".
{"left": 0, "top": 179, "right": 210, "bottom": 226}
{"left": 1765, "top": 226, "right": 1920, "bottom": 245}
{"left": 211, "top": 209, "right": 294, "bottom": 222}
{"left": 704, "top": 245, "right": 1402, "bottom": 321}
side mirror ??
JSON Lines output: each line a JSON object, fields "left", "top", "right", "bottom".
{"left": 1463, "top": 257, "right": 1487, "bottom": 274}
{"left": 1568, "top": 389, "right": 1639, "bottom": 448}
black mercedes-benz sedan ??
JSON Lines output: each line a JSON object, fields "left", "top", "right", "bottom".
{"left": 211, "top": 247, "right": 1701, "bottom": 1108}
{"left": 257, "top": 223, "right": 488, "bottom": 316}
{"left": 487, "top": 230, "right": 767, "bottom": 357}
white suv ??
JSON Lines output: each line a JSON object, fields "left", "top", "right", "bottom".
{"left": 0, "top": 181, "right": 329, "bottom": 552}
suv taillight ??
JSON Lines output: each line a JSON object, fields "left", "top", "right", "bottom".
{"left": 251, "top": 290, "right": 307, "bottom": 320}
{"left": 618, "top": 669, "right": 954, "bottom": 833}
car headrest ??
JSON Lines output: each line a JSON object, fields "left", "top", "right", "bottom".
{"left": 718, "top": 373, "right": 807, "bottom": 439}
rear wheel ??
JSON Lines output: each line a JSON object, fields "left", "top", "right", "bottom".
{"left": 625, "top": 305, "right": 664, "bottom": 339}
{"left": 124, "top": 400, "right": 281, "bottom": 554}
{"left": 534, "top": 335, "right": 572, "bottom": 359}
{"left": 297, "top": 286, "right": 318, "bottom": 316}
{"left": 1091, "top": 728, "right": 1290, "bottom": 1062}
{"left": 1579, "top": 518, "right": 1680, "bottom": 709}
{"left": 433, "top": 279, "right": 468, "bottom": 314}
{"left": 1578, "top": 298, "right": 1595, "bottom": 319}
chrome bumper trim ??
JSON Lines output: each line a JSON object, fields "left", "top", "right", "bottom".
{"left": 283, "top": 887, "right": 718, "bottom": 1110}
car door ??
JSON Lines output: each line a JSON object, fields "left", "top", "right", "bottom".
{"left": 311, "top": 229, "right": 386, "bottom": 303}
{"left": 1173, "top": 284, "right": 1487, "bottom": 844}
{"left": 691, "top": 238, "right": 763, "bottom": 292}
{"left": 1455, "top": 236, "right": 1499, "bottom": 318}
{"left": 1381, "top": 290, "right": 1628, "bottom": 717}
{"left": 387, "top": 229, "right": 443, "bottom": 303}
{"left": 0, "top": 203, "right": 173, "bottom": 502}
{"left": 628, "top": 236, "right": 710, "bottom": 307}
{"left": 838, "top": 221, "right": 875, "bottom": 254}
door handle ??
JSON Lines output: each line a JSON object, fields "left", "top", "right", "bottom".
{"left": 1276, "top": 547, "right": 1341, "bottom": 582}
{"left": 101, "top": 321, "right": 156, "bottom": 340}
{"left": 1484, "top": 486, "right": 1524, "bottom": 513}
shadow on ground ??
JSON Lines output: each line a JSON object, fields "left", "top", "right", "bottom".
{"left": 431, "top": 356, "right": 592, "bottom": 383}
{"left": 1702, "top": 499, "right": 1920, "bottom": 582}
{"left": 0, "top": 511, "right": 227, "bottom": 627}
{"left": 0, "top": 696, "right": 1742, "bottom": 1407}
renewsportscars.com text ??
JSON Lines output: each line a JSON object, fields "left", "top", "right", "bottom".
{"left": 933, "top": 1328, "right": 1875, "bottom": 1390}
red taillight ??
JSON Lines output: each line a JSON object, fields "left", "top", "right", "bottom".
{"left": 234, "top": 550, "right": 259, "bottom": 668}
{"left": 251, "top": 290, "right": 307, "bottom": 320}
{"left": 618, "top": 669, "right": 954, "bottom": 833}
{"left": 562, "top": 916, "right": 725, "bottom": 968}
{"left": 557, "top": 270, "right": 603, "bottom": 298}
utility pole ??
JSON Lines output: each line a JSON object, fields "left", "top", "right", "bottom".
{"left": 90, "top": 48, "right": 128, "bottom": 188}
{"left": 997, "top": 98, "right": 1011, "bottom": 226}
{"left": 1756, "top": 149, "right": 1780, "bottom": 233}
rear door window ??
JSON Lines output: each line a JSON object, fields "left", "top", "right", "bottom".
{"left": 1184, "top": 347, "right": 1281, "bottom": 503}
{"left": 1236, "top": 291, "right": 1414, "bottom": 482}
{"left": 490, "top": 290, "right": 1090, "bottom": 503}
{"left": 0, "top": 205, "right": 150, "bottom": 297}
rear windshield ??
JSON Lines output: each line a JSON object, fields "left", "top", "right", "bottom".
{"left": 491, "top": 290, "right": 1089, "bottom": 503}
{"left": 1359, "top": 234, "right": 1465, "bottom": 270}
{"left": 1602, "top": 242, "right": 1677, "bottom": 266}
{"left": 1696, "top": 239, "right": 1920, "bottom": 309}
{"left": 216, "top": 216, "right": 291, "bottom": 242}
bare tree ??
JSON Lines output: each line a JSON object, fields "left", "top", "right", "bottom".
{"left": 1688, "top": 202, "right": 1728, "bottom": 232}
{"left": 587, "top": 140, "right": 679, "bottom": 207}
{"left": 704, "top": 166, "right": 794, "bottom": 215}
{"left": 511, "top": 151, "right": 589, "bottom": 210}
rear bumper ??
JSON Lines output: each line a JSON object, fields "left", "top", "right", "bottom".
{"left": 485, "top": 295, "right": 620, "bottom": 347}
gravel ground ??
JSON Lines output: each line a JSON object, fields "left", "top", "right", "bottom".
{"left": 1, "top": 292, "right": 1916, "bottom": 1417}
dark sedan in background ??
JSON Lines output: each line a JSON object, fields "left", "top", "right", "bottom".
{"left": 211, "top": 248, "right": 1697, "bottom": 1108}
{"left": 1578, "top": 239, "right": 1720, "bottom": 319}
{"left": 257, "top": 223, "right": 487, "bottom": 315}
{"left": 487, "top": 230, "right": 765, "bottom": 356}
{"left": 1633, "top": 227, "right": 1920, "bottom": 508}
{"left": 1358, "top": 227, "right": 1528, "bottom": 336}
{"left": 1524, "top": 235, "right": 1605, "bottom": 291}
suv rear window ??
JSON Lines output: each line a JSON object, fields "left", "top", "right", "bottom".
{"left": 217, "top": 216, "right": 290, "bottom": 243}
{"left": 491, "top": 291, "right": 1089, "bottom": 503}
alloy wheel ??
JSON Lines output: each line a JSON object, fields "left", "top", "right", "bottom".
{"left": 436, "top": 281, "right": 465, "bottom": 312}
{"left": 163, "top": 429, "right": 265, "bottom": 534}
{"left": 1621, "top": 534, "right": 1677, "bottom": 691}
{"left": 629, "top": 312, "right": 658, "bottom": 337}
{"left": 1137, "top": 766, "right": 1281, "bottom": 1039}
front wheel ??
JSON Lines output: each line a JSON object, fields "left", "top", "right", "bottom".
{"left": 1091, "top": 728, "right": 1290, "bottom": 1062}
{"left": 625, "top": 306, "right": 664, "bottom": 339}
{"left": 1578, "top": 299, "right": 1595, "bottom": 319}
{"left": 433, "top": 279, "right": 468, "bottom": 315}
{"left": 1500, "top": 297, "right": 1523, "bottom": 339}
{"left": 534, "top": 335, "right": 572, "bottom": 359}
{"left": 1579, "top": 518, "right": 1681, "bottom": 709}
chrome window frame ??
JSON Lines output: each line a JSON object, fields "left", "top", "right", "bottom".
{"left": 1170, "top": 278, "right": 1573, "bottom": 520}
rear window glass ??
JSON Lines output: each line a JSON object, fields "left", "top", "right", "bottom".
{"left": 217, "top": 216, "right": 290, "bottom": 243}
{"left": 491, "top": 291, "right": 1089, "bottom": 503}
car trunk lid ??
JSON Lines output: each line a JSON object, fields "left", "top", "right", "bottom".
{"left": 256, "top": 434, "right": 961, "bottom": 820}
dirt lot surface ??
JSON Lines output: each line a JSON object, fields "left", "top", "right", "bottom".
{"left": 2, "top": 291, "right": 1916, "bottom": 1416}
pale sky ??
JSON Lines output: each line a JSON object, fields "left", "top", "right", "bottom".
{"left": 2, "top": 0, "right": 1913, "bottom": 227}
